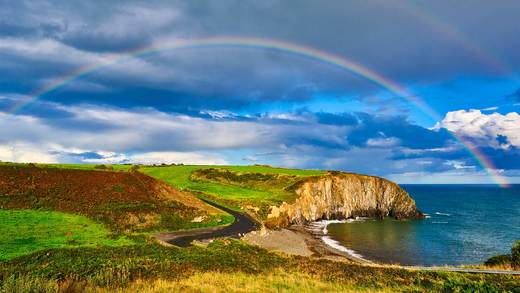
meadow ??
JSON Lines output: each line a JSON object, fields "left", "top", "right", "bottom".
{"left": 0, "top": 210, "right": 133, "bottom": 261}
{"left": 140, "top": 165, "right": 325, "bottom": 221}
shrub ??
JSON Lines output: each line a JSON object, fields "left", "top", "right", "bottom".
{"left": 0, "top": 275, "right": 59, "bottom": 293}
{"left": 94, "top": 164, "right": 113, "bottom": 170}
{"left": 129, "top": 165, "right": 140, "bottom": 172}
{"left": 512, "top": 240, "right": 520, "bottom": 269}
{"left": 484, "top": 254, "right": 511, "bottom": 266}
{"left": 441, "top": 279, "right": 499, "bottom": 292}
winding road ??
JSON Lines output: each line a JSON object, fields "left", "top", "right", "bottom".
{"left": 157, "top": 198, "right": 259, "bottom": 247}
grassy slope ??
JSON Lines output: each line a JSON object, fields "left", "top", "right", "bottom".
{"left": 0, "top": 164, "right": 231, "bottom": 232}
{"left": 140, "top": 165, "right": 323, "bottom": 205}
{"left": 0, "top": 164, "right": 233, "bottom": 260}
{"left": 0, "top": 240, "right": 518, "bottom": 292}
{"left": 0, "top": 210, "right": 132, "bottom": 261}
{"left": 6, "top": 163, "right": 323, "bottom": 204}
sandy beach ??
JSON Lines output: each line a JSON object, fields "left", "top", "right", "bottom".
{"left": 242, "top": 225, "right": 372, "bottom": 264}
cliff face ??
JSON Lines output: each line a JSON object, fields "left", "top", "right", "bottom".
{"left": 267, "top": 173, "right": 422, "bottom": 227}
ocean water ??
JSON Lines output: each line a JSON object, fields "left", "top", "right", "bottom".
{"left": 325, "top": 184, "right": 520, "bottom": 266}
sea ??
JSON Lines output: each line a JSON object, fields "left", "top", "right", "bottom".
{"left": 323, "top": 184, "right": 520, "bottom": 266}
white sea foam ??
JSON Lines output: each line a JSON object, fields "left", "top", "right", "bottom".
{"left": 435, "top": 212, "right": 451, "bottom": 216}
{"left": 312, "top": 218, "right": 368, "bottom": 260}
{"left": 321, "top": 235, "right": 366, "bottom": 259}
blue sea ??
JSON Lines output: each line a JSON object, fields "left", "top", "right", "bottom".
{"left": 325, "top": 184, "right": 520, "bottom": 266}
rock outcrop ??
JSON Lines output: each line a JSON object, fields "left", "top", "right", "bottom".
{"left": 266, "top": 172, "right": 423, "bottom": 227}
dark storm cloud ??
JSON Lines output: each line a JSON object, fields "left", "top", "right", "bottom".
{"left": 59, "top": 32, "right": 153, "bottom": 53}
{"left": 1, "top": 0, "right": 519, "bottom": 181}
{"left": 347, "top": 113, "right": 452, "bottom": 149}
{"left": 315, "top": 112, "right": 358, "bottom": 126}
{"left": 480, "top": 147, "right": 520, "bottom": 170}
{"left": 1, "top": 0, "right": 520, "bottom": 113}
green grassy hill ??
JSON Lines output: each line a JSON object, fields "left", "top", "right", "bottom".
{"left": 0, "top": 164, "right": 232, "bottom": 261}
{"left": 141, "top": 165, "right": 325, "bottom": 220}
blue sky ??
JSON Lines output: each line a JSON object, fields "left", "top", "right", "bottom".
{"left": 0, "top": 0, "right": 519, "bottom": 184}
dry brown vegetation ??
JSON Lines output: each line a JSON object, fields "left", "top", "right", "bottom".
{"left": 0, "top": 165, "right": 226, "bottom": 232}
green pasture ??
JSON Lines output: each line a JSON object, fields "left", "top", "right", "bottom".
{"left": 0, "top": 209, "right": 133, "bottom": 261}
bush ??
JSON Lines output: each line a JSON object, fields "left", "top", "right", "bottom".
{"left": 94, "top": 164, "right": 113, "bottom": 170}
{"left": 512, "top": 240, "right": 520, "bottom": 269}
{"left": 484, "top": 254, "right": 511, "bottom": 266}
{"left": 441, "top": 279, "right": 499, "bottom": 292}
{"left": 0, "top": 275, "right": 59, "bottom": 293}
{"left": 129, "top": 165, "right": 140, "bottom": 172}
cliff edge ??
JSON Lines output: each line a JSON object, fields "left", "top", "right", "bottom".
{"left": 266, "top": 172, "right": 423, "bottom": 227}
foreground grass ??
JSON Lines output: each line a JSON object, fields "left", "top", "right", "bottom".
{"left": 0, "top": 210, "right": 133, "bottom": 261}
{"left": 1, "top": 240, "right": 518, "bottom": 292}
{"left": 2, "top": 271, "right": 396, "bottom": 293}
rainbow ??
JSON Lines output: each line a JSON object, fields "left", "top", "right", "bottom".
{"left": 7, "top": 36, "right": 511, "bottom": 187}
{"left": 391, "top": 1, "right": 515, "bottom": 78}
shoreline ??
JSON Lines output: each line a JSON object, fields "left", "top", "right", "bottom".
{"left": 242, "top": 223, "right": 372, "bottom": 265}
{"left": 306, "top": 219, "right": 370, "bottom": 262}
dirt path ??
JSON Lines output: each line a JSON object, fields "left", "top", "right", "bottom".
{"left": 156, "top": 198, "right": 260, "bottom": 247}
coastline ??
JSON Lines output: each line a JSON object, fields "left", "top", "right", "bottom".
{"left": 242, "top": 223, "right": 372, "bottom": 265}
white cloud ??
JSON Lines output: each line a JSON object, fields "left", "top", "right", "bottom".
{"left": 444, "top": 160, "right": 475, "bottom": 170}
{"left": 0, "top": 103, "right": 350, "bottom": 165}
{"left": 0, "top": 143, "right": 58, "bottom": 163}
{"left": 439, "top": 109, "right": 520, "bottom": 149}
{"left": 366, "top": 137, "right": 400, "bottom": 147}
{"left": 388, "top": 170, "right": 520, "bottom": 185}
{"left": 129, "top": 151, "right": 228, "bottom": 165}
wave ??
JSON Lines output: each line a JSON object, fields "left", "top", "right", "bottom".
{"left": 311, "top": 217, "right": 368, "bottom": 234}
{"left": 309, "top": 218, "right": 368, "bottom": 260}
{"left": 321, "top": 235, "right": 366, "bottom": 259}
{"left": 434, "top": 212, "right": 451, "bottom": 216}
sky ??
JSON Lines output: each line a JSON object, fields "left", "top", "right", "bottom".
{"left": 1, "top": 0, "right": 519, "bottom": 185}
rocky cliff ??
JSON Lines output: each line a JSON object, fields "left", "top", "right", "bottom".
{"left": 267, "top": 172, "right": 423, "bottom": 227}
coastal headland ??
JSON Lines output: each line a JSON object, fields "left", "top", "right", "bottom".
{"left": 0, "top": 163, "right": 518, "bottom": 292}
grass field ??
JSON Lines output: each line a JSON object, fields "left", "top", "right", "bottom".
{"left": 0, "top": 163, "right": 324, "bottom": 205}
{"left": 0, "top": 162, "right": 133, "bottom": 172}
{"left": 0, "top": 210, "right": 133, "bottom": 261}
{"left": 0, "top": 164, "right": 235, "bottom": 260}
{"left": 2, "top": 162, "right": 324, "bottom": 206}
{"left": 141, "top": 165, "right": 323, "bottom": 205}
{"left": 0, "top": 164, "right": 233, "bottom": 233}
